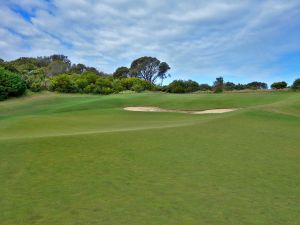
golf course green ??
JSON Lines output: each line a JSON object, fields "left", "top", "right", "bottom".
{"left": 1, "top": 91, "right": 299, "bottom": 225}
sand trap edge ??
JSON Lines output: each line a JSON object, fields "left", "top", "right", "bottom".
{"left": 124, "top": 107, "right": 237, "bottom": 114}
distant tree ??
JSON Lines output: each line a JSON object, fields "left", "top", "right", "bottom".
{"left": 46, "top": 61, "right": 70, "bottom": 77}
{"left": 246, "top": 81, "right": 268, "bottom": 90}
{"left": 49, "top": 55, "right": 71, "bottom": 66}
{"left": 291, "top": 78, "right": 300, "bottom": 90}
{"left": 224, "top": 82, "right": 236, "bottom": 91}
{"left": 2, "top": 57, "right": 37, "bottom": 74}
{"left": 235, "top": 83, "right": 246, "bottom": 90}
{"left": 199, "top": 84, "right": 212, "bottom": 91}
{"left": 113, "top": 67, "right": 129, "bottom": 79}
{"left": 185, "top": 80, "right": 200, "bottom": 92}
{"left": 129, "top": 56, "right": 170, "bottom": 84}
{"left": 0, "top": 62, "right": 18, "bottom": 73}
{"left": 166, "top": 80, "right": 186, "bottom": 93}
{"left": 10, "top": 57, "right": 37, "bottom": 66}
{"left": 166, "top": 80, "right": 199, "bottom": 93}
{"left": 70, "top": 63, "right": 87, "bottom": 74}
{"left": 36, "top": 56, "right": 51, "bottom": 67}
{"left": 0, "top": 59, "right": 5, "bottom": 68}
{"left": 158, "top": 62, "right": 171, "bottom": 85}
{"left": 213, "top": 77, "right": 224, "bottom": 93}
{"left": 271, "top": 81, "right": 288, "bottom": 89}
{"left": 86, "top": 67, "right": 102, "bottom": 75}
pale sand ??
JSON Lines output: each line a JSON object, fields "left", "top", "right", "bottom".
{"left": 124, "top": 107, "right": 237, "bottom": 114}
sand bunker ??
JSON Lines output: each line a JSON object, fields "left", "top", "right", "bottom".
{"left": 124, "top": 107, "right": 237, "bottom": 114}
{"left": 192, "top": 109, "right": 237, "bottom": 114}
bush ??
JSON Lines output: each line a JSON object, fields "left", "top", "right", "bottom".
{"left": 94, "top": 77, "right": 114, "bottom": 95}
{"left": 22, "top": 72, "right": 48, "bottom": 92}
{"left": 271, "top": 81, "right": 288, "bottom": 89}
{"left": 49, "top": 74, "right": 142, "bottom": 95}
{"left": 246, "top": 81, "right": 268, "bottom": 90}
{"left": 0, "top": 86, "right": 6, "bottom": 101}
{"left": 185, "top": 80, "right": 200, "bottom": 93}
{"left": 0, "top": 67, "right": 26, "bottom": 100}
{"left": 291, "top": 78, "right": 300, "bottom": 90}
{"left": 120, "top": 78, "right": 152, "bottom": 92}
{"left": 199, "top": 84, "right": 212, "bottom": 91}
{"left": 166, "top": 80, "right": 186, "bottom": 93}
{"left": 213, "top": 77, "right": 224, "bottom": 93}
{"left": 50, "top": 74, "right": 79, "bottom": 93}
{"left": 166, "top": 80, "right": 199, "bottom": 93}
{"left": 75, "top": 77, "right": 89, "bottom": 92}
{"left": 112, "top": 79, "right": 124, "bottom": 93}
{"left": 224, "top": 82, "right": 236, "bottom": 91}
{"left": 81, "top": 71, "right": 98, "bottom": 83}
{"left": 94, "top": 86, "right": 114, "bottom": 95}
{"left": 235, "top": 83, "right": 246, "bottom": 90}
{"left": 83, "top": 84, "right": 96, "bottom": 93}
{"left": 30, "top": 81, "right": 43, "bottom": 92}
{"left": 132, "top": 83, "right": 145, "bottom": 93}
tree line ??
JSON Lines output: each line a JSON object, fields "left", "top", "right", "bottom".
{"left": 0, "top": 55, "right": 299, "bottom": 101}
{"left": 165, "top": 78, "right": 282, "bottom": 93}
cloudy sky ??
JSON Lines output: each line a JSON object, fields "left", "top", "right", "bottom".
{"left": 1, "top": 0, "right": 300, "bottom": 84}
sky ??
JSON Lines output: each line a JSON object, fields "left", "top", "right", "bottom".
{"left": 1, "top": 0, "right": 300, "bottom": 85}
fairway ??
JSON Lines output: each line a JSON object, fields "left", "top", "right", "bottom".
{"left": 1, "top": 92, "right": 300, "bottom": 225}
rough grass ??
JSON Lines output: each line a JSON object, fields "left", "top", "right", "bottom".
{"left": 0, "top": 91, "right": 300, "bottom": 225}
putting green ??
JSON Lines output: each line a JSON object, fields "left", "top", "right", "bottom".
{"left": 1, "top": 91, "right": 299, "bottom": 225}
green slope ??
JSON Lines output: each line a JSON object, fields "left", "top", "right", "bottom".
{"left": 0, "top": 92, "right": 299, "bottom": 225}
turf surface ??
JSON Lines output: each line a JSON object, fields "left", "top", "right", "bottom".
{"left": 1, "top": 92, "right": 299, "bottom": 224}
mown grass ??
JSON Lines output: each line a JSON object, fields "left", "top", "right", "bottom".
{"left": 0, "top": 91, "right": 299, "bottom": 225}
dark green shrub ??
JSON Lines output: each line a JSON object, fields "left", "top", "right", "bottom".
{"left": 185, "top": 80, "right": 200, "bottom": 92}
{"left": 94, "top": 86, "right": 114, "bottom": 95}
{"left": 292, "top": 78, "right": 300, "bottom": 90}
{"left": 113, "top": 67, "right": 129, "bottom": 79}
{"left": 132, "top": 84, "right": 144, "bottom": 93}
{"left": 199, "top": 84, "right": 212, "bottom": 91}
{"left": 83, "top": 84, "right": 96, "bottom": 93}
{"left": 166, "top": 80, "right": 200, "bottom": 93}
{"left": 224, "top": 82, "right": 236, "bottom": 91}
{"left": 235, "top": 83, "right": 246, "bottom": 90}
{"left": 166, "top": 80, "right": 186, "bottom": 93}
{"left": 112, "top": 79, "right": 124, "bottom": 93}
{"left": 246, "top": 81, "right": 268, "bottom": 90}
{"left": 213, "top": 77, "right": 224, "bottom": 93}
{"left": 0, "top": 67, "right": 26, "bottom": 100}
{"left": 81, "top": 71, "right": 98, "bottom": 83}
{"left": 133, "top": 79, "right": 152, "bottom": 92}
{"left": 120, "top": 77, "right": 138, "bottom": 90}
{"left": 30, "top": 81, "right": 43, "bottom": 92}
{"left": 271, "top": 81, "right": 288, "bottom": 89}
{"left": 76, "top": 78, "right": 89, "bottom": 92}
{"left": 0, "top": 86, "right": 6, "bottom": 101}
